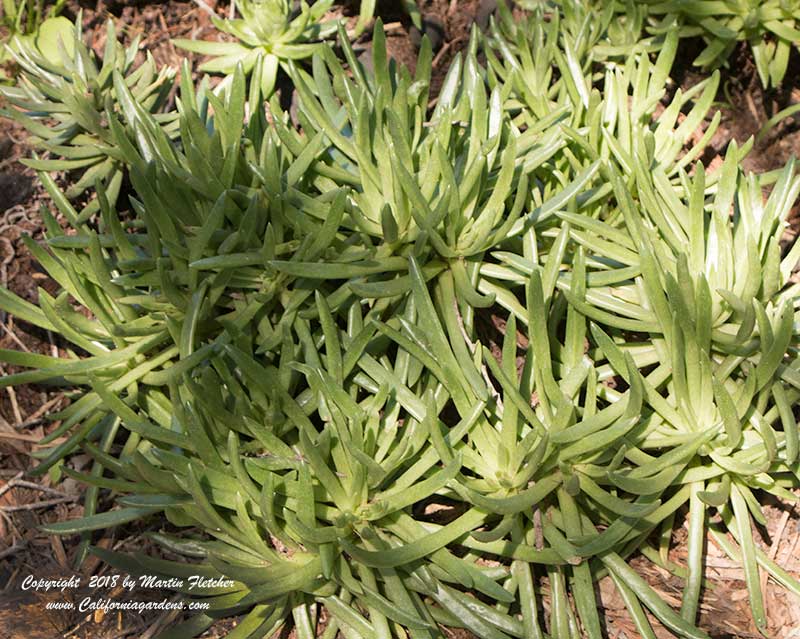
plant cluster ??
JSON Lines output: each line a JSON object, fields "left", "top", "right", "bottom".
{"left": 636, "top": 0, "right": 800, "bottom": 88}
{"left": 0, "top": 18, "right": 179, "bottom": 212}
{"left": 1, "top": 2, "right": 799, "bottom": 639}
{"left": 0, "top": 0, "right": 67, "bottom": 80}
{"left": 512, "top": 0, "right": 800, "bottom": 88}
{"left": 174, "top": 0, "right": 377, "bottom": 96}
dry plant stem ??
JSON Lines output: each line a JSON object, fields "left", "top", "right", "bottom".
{"left": 0, "top": 470, "right": 24, "bottom": 497}
{"left": 140, "top": 599, "right": 184, "bottom": 639}
{"left": 106, "top": 624, "right": 151, "bottom": 639}
{"left": 14, "top": 394, "right": 66, "bottom": 430}
{"left": 0, "top": 430, "right": 65, "bottom": 443}
{"left": 0, "top": 365, "right": 23, "bottom": 424}
{"left": 0, "top": 320, "right": 31, "bottom": 353}
{"left": 191, "top": 0, "right": 217, "bottom": 19}
{"left": 0, "top": 495, "right": 77, "bottom": 511}
{"left": 0, "top": 540, "right": 27, "bottom": 560}
{"left": 761, "top": 509, "right": 791, "bottom": 595}
{"left": 0, "top": 476, "right": 74, "bottom": 498}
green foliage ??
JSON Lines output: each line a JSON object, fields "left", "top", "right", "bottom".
{"left": 0, "top": 0, "right": 67, "bottom": 80}
{"left": 2, "top": 0, "right": 63, "bottom": 34}
{"left": 493, "top": 0, "right": 658, "bottom": 66}
{"left": 173, "top": 0, "right": 375, "bottom": 96}
{"left": 639, "top": 0, "right": 800, "bottom": 87}
{"left": 510, "top": 0, "right": 800, "bottom": 88}
{"left": 0, "top": 18, "right": 178, "bottom": 211}
{"left": 1, "top": 8, "right": 799, "bottom": 639}
{"left": 287, "top": 28, "right": 562, "bottom": 263}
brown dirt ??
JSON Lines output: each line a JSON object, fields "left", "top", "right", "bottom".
{"left": 418, "top": 0, "right": 489, "bottom": 97}
{"left": 339, "top": 0, "right": 486, "bottom": 97}
{"left": 716, "top": 46, "right": 800, "bottom": 176}
{"left": 670, "top": 40, "right": 800, "bottom": 178}
{"left": 69, "top": 0, "right": 214, "bottom": 68}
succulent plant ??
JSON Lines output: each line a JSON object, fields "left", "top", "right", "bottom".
{"left": 503, "top": 0, "right": 800, "bottom": 88}
{"left": 1, "top": 17, "right": 178, "bottom": 213}
{"left": 640, "top": 0, "right": 800, "bottom": 87}
{"left": 1, "top": 8, "right": 799, "bottom": 639}
{"left": 174, "top": 0, "right": 376, "bottom": 97}
{"left": 0, "top": 0, "right": 67, "bottom": 80}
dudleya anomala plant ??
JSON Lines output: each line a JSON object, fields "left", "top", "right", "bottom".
{"left": 0, "top": 17, "right": 178, "bottom": 212}
{"left": 637, "top": 0, "right": 800, "bottom": 87}
{"left": 487, "top": 0, "right": 664, "bottom": 99}
{"left": 491, "top": 20, "right": 800, "bottom": 620}
{"left": 506, "top": 0, "right": 800, "bottom": 88}
{"left": 174, "top": 0, "right": 375, "bottom": 97}
{"left": 479, "top": 16, "right": 800, "bottom": 636}
{"left": 570, "top": 146, "right": 800, "bottom": 625}
{"left": 280, "top": 21, "right": 605, "bottom": 321}
{"left": 0, "top": 9, "right": 799, "bottom": 639}
{"left": 485, "top": 10, "right": 724, "bottom": 184}
{"left": 0, "top": 0, "right": 68, "bottom": 80}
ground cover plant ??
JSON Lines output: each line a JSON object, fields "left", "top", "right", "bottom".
{"left": 0, "top": 1, "right": 799, "bottom": 638}
{"left": 0, "top": 17, "right": 179, "bottom": 210}
{"left": 0, "top": 0, "right": 68, "bottom": 80}
{"left": 174, "top": 0, "right": 377, "bottom": 95}
{"left": 635, "top": 0, "right": 800, "bottom": 88}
